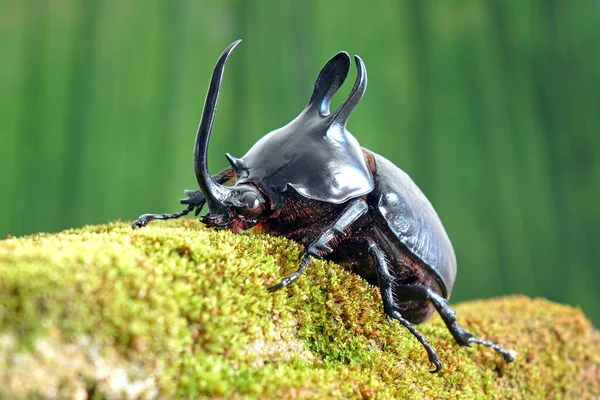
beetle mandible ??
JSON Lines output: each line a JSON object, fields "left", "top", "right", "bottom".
{"left": 132, "top": 40, "right": 515, "bottom": 372}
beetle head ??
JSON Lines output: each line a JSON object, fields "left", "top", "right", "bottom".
{"left": 200, "top": 183, "right": 267, "bottom": 232}
{"left": 192, "top": 40, "right": 268, "bottom": 231}
{"left": 193, "top": 41, "right": 367, "bottom": 227}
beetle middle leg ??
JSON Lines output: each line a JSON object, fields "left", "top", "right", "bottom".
{"left": 267, "top": 198, "right": 368, "bottom": 292}
{"left": 369, "top": 241, "right": 443, "bottom": 373}
{"left": 131, "top": 167, "right": 234, "bottom": 229}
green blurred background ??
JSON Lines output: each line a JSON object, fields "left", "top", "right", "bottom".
{"left": 1, "top": 1, "right": 599, "bottom": 325}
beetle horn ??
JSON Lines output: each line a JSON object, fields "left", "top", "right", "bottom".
{"left": 306, "top": 52, "right": 351, "bottom": 116}
{"left": 193, "top": 40, "right": 241, "bottom": 211}
{"left": 329, "top": 55, "right": 367, "bottom": 127}
{"left": 225, "top": 153, "right": 246, "bottom": 176}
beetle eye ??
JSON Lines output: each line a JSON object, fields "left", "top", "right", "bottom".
{"left": 235, "top": 190, "right": 265, "bottom": 218}
{"left": 240, "top": 192, "right": 259, "bottom": 208}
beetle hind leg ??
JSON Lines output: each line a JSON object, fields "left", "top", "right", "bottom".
{"left": 395, "top": 284, "right": 516, "bottom": 363}
{"left": 468, "top": 337, "right": 516, "bottom": 361}
{"left": 429, "top": 291, "right": 516, "bottom": 362}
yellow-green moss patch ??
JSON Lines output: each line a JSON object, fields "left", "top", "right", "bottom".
{"left": 1, "top": 221, "right": 599, "bottom": 399}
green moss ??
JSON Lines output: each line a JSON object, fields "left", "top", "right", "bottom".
{"left": 0, "top": 220, "right": 598, "bottom": 399}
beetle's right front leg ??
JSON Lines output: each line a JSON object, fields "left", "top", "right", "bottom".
{"left": 267, "top": 198, "right": 368, "bottom": 292}
{"left": 131, "top": 167, "right": 235, "bottom": 229}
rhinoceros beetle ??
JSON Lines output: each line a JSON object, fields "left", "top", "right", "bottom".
{"left": 132, "top": 40, "right": 515, "bottom": 372}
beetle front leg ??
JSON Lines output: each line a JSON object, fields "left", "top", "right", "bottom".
{"left": 369, "top": 241, "right": 443, "bottom": 373}
{"left": 267, "top": 252, "right": 311, "bottom": 292}
{"left": 267, "top": 198, "right": 368, "bottom": 292}
{"left": 131, "top": 167, "right": 234, "bottom": 229}
{"left": 131, "top": 204, "right": 196, "bottom": 229}
{"left": 394, "top": 284, "right": 516, "bottom": 363}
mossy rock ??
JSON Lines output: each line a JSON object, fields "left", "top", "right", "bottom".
{"left": 0, "top": 221, "right": 598, "bottom": 399}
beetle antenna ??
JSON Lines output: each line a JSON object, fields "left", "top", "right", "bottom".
{"left": 330, "top": 55, "right": 367, "bottom": 127}
{"left": 193, "top": 40, "right": 241, "bottom": 211}
{"left": 306, "top": 52, "right": 350, "bottom": 116}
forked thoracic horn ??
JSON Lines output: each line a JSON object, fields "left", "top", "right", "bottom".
{"left": 304, "top": 52, "right": 367, "bottom": 129}
{"left": 306, "top": 51, "right": 351, "bottom": 116}
{"left": 329, "top": 55, "right": 367, "bottom": 128}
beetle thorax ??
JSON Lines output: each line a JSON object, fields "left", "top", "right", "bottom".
{"left": 263, "top": 191, "right": 346, "bottom": 244}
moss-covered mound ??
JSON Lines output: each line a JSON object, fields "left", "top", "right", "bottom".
{"left": 0, "top": 221, "right": 598, "bottom": 399}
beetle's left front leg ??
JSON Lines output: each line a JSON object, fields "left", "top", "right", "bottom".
{"left": 267, "top": 198, "right": 368, "bottom": 292}
{"left": 131, "top": 166, "right": 235, "bottom": 229}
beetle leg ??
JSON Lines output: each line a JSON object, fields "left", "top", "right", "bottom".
{"left": 179, "top": 190, "right": 207, "bottom": 217}
{"left": 369, "top": 241, "right": 443, "bottom": 373}
{"left": 267, "top": 198, "right": 368, "bottom": 292}
{"left": 131, "top": 167, "right": 234, "bottom": 228}
{"left": 393, "top": 284, "right": 516, "bottom": 363}
{"left": 180, "top": 166, "right": 236, "bottom": 213}
{"left": 131, "top": 205, "right": 196, "bottom": 229}
{"left": 267, "top": 252, "right": 311, "bottom": 292}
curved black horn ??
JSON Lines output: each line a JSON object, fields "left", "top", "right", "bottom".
{"left": 330, "top": 55, "right": 367, "bottom": 127}
{"left": 193, "top": 40, "right": 241, "bottom": 211}
{"left": 306, "top": 52, "right": 351, "bottom": 116}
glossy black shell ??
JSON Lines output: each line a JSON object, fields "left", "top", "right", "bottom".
{"left": 370, "top": 152, "right": 457, "bottom": 298}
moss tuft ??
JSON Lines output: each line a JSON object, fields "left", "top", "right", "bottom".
{"left": 1, "top": 221, "right": 598, "bottom": 399}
